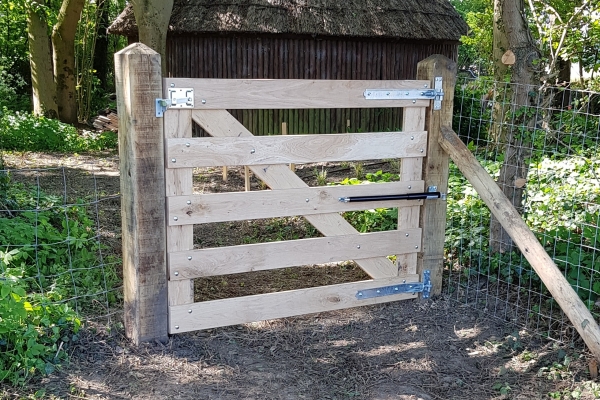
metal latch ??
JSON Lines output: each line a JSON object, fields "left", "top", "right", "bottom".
{"left": 364, "top": 77, "right": 444, "bottom": 110}
{"left": 339, "top": 186, "right": 446, "bottom": 203}
{"left": 356, "top": 270, "right": 432, "bottom": 299}
{"left": 156, "top": 88, "right": 194, "bottom": 117}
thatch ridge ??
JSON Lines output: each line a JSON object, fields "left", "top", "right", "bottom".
{"left": 108, "top": 0, "right": 468, "bottom": 41}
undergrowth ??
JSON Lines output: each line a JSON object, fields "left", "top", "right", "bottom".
{"left": 0, "top": 166, "right": 120, "bottom": 385}
{"left": 0, "top": 109, "right": 117, "bottom": 152}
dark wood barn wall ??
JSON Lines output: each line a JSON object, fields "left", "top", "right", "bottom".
{"left": 166, "top": 35, "right": 458, "bottom": 135}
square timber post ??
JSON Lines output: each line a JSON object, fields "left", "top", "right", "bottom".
{"left": 115, "top": 43, "right": 168, "bottom": 344}
{"left": 416, "top": 55, "right": 457, "bottom": 295}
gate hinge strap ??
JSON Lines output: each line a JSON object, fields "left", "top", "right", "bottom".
{"left": 156, "top": 88, "right": 194, "bottom": 117}
{"left": 363, "top": 77, "right": 444, "bottom": 110}
{"left": 356, "top": 270, "right": 432, "bottom": 300}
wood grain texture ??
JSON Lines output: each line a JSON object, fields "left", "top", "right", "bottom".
{"left": 169, "top": 229, "right": 421, "bottom": 280}
{"left": 165, "top": 132, "right": 427, "bottom": 168}
{"left": 170, "top": 275, "right": 419, "bottom": 333}
{"left": 164, "top": 78, "right": 431, "bottom": 109}
{"left": 164, "top": 109, "right": 195, "bottom": 307}
{"left": 416, "top": 55, "right": 457, "bottom": 294}
{"left": 192, "top": 109, "right": 399, "bottom": 278}
{"left": 167, "top": 181, "right": 423, "bottom": 224}
{"left": 115, "top": 43, "right": 168, "bottom": 344}
{"left": 397, "top": 107, "right": 426, "bottom": 275}
{"left": 439, "top": 126, "right": 600, "bottom": 362}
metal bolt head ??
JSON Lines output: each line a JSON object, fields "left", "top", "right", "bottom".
{"left": 424, "top": 84, "right": 428, "bottom": 88}
{"left": 170, "top": 83, "right": 175, "bottom": 87}
{"left": 187, "top": 200, "right": 191, "bottom": 205}
{"left": 408, "top": 185, "right": 412, "bottom": 189}
{"left": 250, "top": 149, "right": 256, "bottom": 154}
{"left": 188, "top": 310, "right": 192, "bottom": 314}
{"left": 186, "top": 142, "right": 190, "bottom": 147}
{"left": 188, "top": 256, "right": 192, "bottom": 260}
{"left": 410, "top": 136, "right": 414, "bottom": 140}
{"left": 202, "top": 99, "right": 206, "bottom": 104}
{"left": 174, "top": 216, "right": 178, "bottom": 221}
{"left": 357, "top": 245, "right": 361, "bottom": 249}
{"left": 305, "top": 198, "right": 310, "bottom": 202}
{"left": 412, "top": 100, "right": 416, "bottom": 104}
{"left": 405, "top": 92, "right": 409, "bottom": 95}
{"left": 171, "top": 158, "right": 176, "bottom": 163}
{"left": 174, "top": 271, "right": 179, "bottom": 276}
{"left": 415, "top": 245, "right": 419, "bottom": 249}
{"left": 358, "top": 292, "right": 363, "bottom": 296}
{"left": 420, "top": 149, "right": 424, "bottom": 153}
{"left": 376, "top": 290, "right": 381, "bottom": 293}
{"left": 175, "top": 325, "right": 179, "bottom": 329}
{"left": 406, "top": 233, "right": 409, "bottom": 237}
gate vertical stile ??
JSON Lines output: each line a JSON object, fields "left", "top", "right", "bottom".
{"left": 164, "top": 109, "right": 195, "bottom": 322}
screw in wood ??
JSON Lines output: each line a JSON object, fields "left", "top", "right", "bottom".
{"left": 420, "top": 149, "right": 424, "bottom": 153}
{"left": 187, "top": 200, "right": 191, "bottom": 205}
{"left": 174, "top": 272, "right": 179, "bottom": 276}
{"left": 170, "top": 83, "right": 175, "bottom": 87}
{"left": 173, "top": 217, "right": 178, "bottom": 221}
{"left": 408, "top": 185, "right": 412, "bottom": 189}
{"left": 185, "top": 143, "right": 190, "bottom": 147}
{"left": 201, "top": 99, "right": 206, "bottom": 104}
{"left": 305, "top": 198, "right": 309, "bottom": 202}
{"left": 250, "top": 149, "right": 256, "bottom": 154}
{"left": 357, "top": 245, "right": 360, "bottom": 249}
{"left": 406, "top": 233, "right": 409, "bottom": 237}
{"left": 188, "top": 256, "right": 192, "bottom": 260}
{"left": 410, "top": 136, "right": 414, "bottom": 140}
{"left": 175, "top": 325, "right": 179, "bottom": 329}
{"left": 415, "top": 245, "right": 419, "bottom": 249}
{"left": 188, "top": 310, "right": 192, "bottom": 314}
{"left": 171, "top": 158, "right": 176, "bottom": 163}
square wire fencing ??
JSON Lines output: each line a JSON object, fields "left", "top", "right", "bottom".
{"left": 446, "top": 76, "right": 600, "bottom": 344}
{"left": 0, "top": 159, "right": 122, "bottom": 324}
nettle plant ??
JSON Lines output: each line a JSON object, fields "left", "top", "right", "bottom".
{"left": 0, "top": 172, "right": 120, "bottom": 385}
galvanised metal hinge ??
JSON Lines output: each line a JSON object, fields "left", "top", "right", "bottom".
{"left": 156, "top": 88, "right": 194, "bottom": 117}
{"left": 356, "top": 270, "right": 432, "bottom": 299}
{"left": 364, "top": 77, "right": 444, "bottom": 110}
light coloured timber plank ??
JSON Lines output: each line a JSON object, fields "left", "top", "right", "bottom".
{"left": 164, "top": 78, "right": 431, "bottom": 110}
{"left": 397, "top": 107, "right": 426, "bottom": 275}
{"left": 166, "top": 132, "right": 427, "bottom": 168}
{"left": 164, "top": 109, "right": 194, "bottom": 306}
{"left": 192, "top": 110, "right": 399, "bottom": 278}
{"left": 169, "top": 229, "right": 422, "bottom": 280}
{"left": 168, "top": 180, "right": 424, "bottom": 225}
{"left": 170, "top": 275, "right": 419, "bottom": 333}
{"left": 244, "top": 166, "right": 251, "bottom": 191}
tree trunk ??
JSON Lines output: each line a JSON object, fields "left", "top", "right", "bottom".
{"left": 131, "top": 0, "right": 174, "bottom": 75}
{"left": 490, "top": 0, "right": 540, "bottom": 253}
{"left": 27, "top": 1, "right": 58, "bottom": 118}
{"left": 52, "top": 0, "right": 85, "bottom": 124}
{"left": 93, "top": 0, "right": 110, "bottom": 91}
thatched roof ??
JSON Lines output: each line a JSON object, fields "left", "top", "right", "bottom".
{"left": 108, "top": 0, "right": 468, "bottom": 41}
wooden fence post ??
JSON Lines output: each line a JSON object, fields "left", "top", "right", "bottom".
{"left": 115, "top": 43, "right": 168, "bottom": 344}
{"left": 416, "top": 55, "right": 457, "bottom": 295}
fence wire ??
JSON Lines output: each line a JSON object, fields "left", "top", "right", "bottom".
{"left": 446, "top": 76, "right": 600, "bottom": 344}
{"left": 0, "top": 158, "right": 122, "bottom": 324}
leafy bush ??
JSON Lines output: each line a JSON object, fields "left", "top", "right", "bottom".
{"left": 0, "top": 174, "right": 120, "bottom": 385}
{"left": 0, "top": 109, "right": 117, "bottom": 152}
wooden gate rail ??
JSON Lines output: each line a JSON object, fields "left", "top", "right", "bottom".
{"left": 116, "top": 42, "right": 455, "bottom": 344}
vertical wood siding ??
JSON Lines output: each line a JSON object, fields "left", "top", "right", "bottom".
{"left": 166, "top": 34, "right": 458, "bottom": 135}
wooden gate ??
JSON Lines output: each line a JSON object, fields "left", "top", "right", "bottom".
{"left": 115, "top": 43, "right": 455, "bottom": 343}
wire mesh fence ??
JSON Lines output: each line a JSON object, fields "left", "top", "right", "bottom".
{"left": 0, "top": 155, "right": 122, "bottom": 324}
{"left": 446, "top": 76, "right": 600, "bottom": 343}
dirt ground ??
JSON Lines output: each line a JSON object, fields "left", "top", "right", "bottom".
{"left": 2, "top": 152, "right": 599, "bottom": 400}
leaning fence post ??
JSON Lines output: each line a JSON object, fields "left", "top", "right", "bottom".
{"left": 115, "top": 43, "right": 168, "bottom": 344}
{"left": 416, "top": 55, "right": 457, "bottom": 295}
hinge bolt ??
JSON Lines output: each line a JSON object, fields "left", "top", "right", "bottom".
{"left": 358, "top": 292, "right": 363, "bottom": 296}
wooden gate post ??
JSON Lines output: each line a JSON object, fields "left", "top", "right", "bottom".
{"left": 115, "top": 43, "right": 168, "bottom": 344}
{"left": 416, "top": 55, "right": 457, "bottom": 295}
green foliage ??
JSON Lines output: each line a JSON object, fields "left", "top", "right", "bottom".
{"left": 336, "top": 170, "right": 400, "bottom": 233}
{"left": 453, "top": 77, "right": 493, "bottom": 144}
{"left": 0, "top": 110, "right": 117, "bottom": 151}
{"left": 0, "top": 174, "right": 119, "bottom": 385}
{"left": 450, "top": 0, "right": 493, "bottom": 73}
